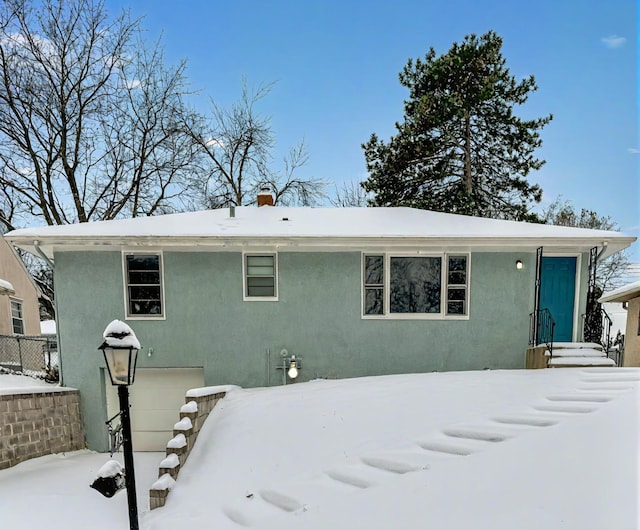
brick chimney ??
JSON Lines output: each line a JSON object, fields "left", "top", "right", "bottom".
{"left": 257, "top": 188, "right": 274, "bottom": 207}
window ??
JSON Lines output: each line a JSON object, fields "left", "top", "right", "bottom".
{"left": 124, "top": 254, "right": 164, "bottom": 318}
{"left": 362, "top": 254, "right": 469, "bottom": 318}
{"left": 446, "top": 256, "right": 468, "bottom": 316}
{"left": 244, "top": 254, "right": 277, "bottom": 299}
{"left": 364, "top": 255, "right": 384, "bottom": 315}
{"left": 10, "top": 299, "right": 24, "bottom": 334}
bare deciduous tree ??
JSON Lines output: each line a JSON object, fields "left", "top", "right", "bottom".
{"left": 329, "top": 179, "right": 370, "bottom": 207}
{"left": 0, "top": 0, "right": 201, "bottom": 231}
{"left": 186, "top": 81, "right": 326, "bottom": 207}
{"left": 541, "top": 197, "right": 631, "bottom": 292}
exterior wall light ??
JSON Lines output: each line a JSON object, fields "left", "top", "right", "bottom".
{"left": 94, "top": 319, "right": 141, "bottom": 530}
{"left": 516, "top": 260, "right": 524, "bottom": 270}
{"left": 287, "top": 355, "right": 299, "bottom": 379}
{"left": 277, "top": 349, "right": 302, "bottom": 384}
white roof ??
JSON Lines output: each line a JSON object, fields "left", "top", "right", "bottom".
{"left": 0, "top": 278, "right": 15, "bottom": 294}
{"left": 4, "top": 206, "right": 635, "bottom": 258}
{"left": 598, "top": 280, "right": 640, "bottom": 303}
{"left": 40, "top": 319, "right": 56, "bottom": 335}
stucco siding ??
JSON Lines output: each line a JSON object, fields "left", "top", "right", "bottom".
{"left": 55, "top": 249, "right": 547, "bottom": 450}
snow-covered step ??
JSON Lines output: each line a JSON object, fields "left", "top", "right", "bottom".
{"left": 492, "top": 413, "right": 559, "bottom": 428}
{"left": 548, "top": 349, "right": 608, "bottom": 358}
{"left": 442, "top": 425, "right": 515, "bottom": 443}
{"left": 360, "top": 450, "right": 437, "bottom": 474}
{"left": 548, "top": 356, "right": 616, "bottom": 367}
{"left": 533, "top": 403, "right": 597, "bottom": 414}
{"left": 416, "top": 436, "right": 490, "bottom": 456}
{"left": 546, "top": 393, "right": 613, "bottom": 403}
{"left": 361, "top": 455, "right": 423, "bottom": 474}
{"left": 325, "top": 467, "right": 378, "bottom": 489}
{"left": 259, "top": 489, "right": 303, "bottom": 512}
{"left": 552, "top": 342, "right": 603, "bottom": 351}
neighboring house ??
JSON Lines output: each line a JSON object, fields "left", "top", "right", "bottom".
{"left": 0, "top": 235, "right": 40, "bottom": 337}
{"left": 5, "top": 199, "right": 636, "bottom": 451}
{"left": 599, "top": 281, "right": 640, "bottom": 367}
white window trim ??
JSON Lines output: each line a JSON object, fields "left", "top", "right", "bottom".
{"left": 122, "top": 251, "right": 166, "bottom": 320}
{"left": 243, "top": 252, "right": 279, "bottom": 301}
{"left": 361, "top": 252, "right": 471, "bottom": 320}
{"left": 10, "top": 297, "right": 25, "bottom": 335}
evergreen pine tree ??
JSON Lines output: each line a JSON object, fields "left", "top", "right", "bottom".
{"left": 362, "top": 31, "right": 552, "bottom": 221}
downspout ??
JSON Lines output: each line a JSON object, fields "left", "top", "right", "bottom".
{"left": 596, "top": 241, "right": 608, "bottom": 262}
{"left": 33, "top": 241, "right": 64, "bottom": 386}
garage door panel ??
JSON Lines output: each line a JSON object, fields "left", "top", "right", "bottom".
{"left": 130, "top": 410, "right": 179, "bottom": 431}
{"left": 134, "top": 431, "right": 173, "bottom": 452}
{"left": 129, "top": 388, "right": 189, "bottom": 410}
{"left": 105, "top": 367, "right": 204, "bottom": 451}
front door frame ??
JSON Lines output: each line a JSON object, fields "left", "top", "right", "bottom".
{"left": 540, "top": 252, "right": 582, "bottom": 342}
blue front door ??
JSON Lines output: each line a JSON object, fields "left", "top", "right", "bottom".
{"left": 540, "top": 257, "right": 577, "bottom": 342}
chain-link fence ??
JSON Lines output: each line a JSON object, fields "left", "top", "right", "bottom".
{"left": 0, "top": 335, "right": 59, "bottom": 382}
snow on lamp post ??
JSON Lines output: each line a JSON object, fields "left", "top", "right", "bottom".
{"left": 98, "top": 320, "right": 140, "bottom": 530}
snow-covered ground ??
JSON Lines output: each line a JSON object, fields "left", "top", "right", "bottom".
{"left": 0, "top": 450, "right": 163, "bottom": 529}
{"left": 0, "top": 372, "right": 62, "bottom": 395}
{"left": 1, "top": 368, "right": 638, "bottom": 529}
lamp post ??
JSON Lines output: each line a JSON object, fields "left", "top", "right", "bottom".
{"left": 98, "top": 320, "right": 140, "bottom": 530}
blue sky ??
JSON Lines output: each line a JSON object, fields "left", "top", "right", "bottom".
{"left": 111, "top": 0, "right": 637, "bottom": 248}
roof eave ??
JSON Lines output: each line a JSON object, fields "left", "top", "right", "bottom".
{"left": 6, "top": 234, "right": 635, "bottom": 261}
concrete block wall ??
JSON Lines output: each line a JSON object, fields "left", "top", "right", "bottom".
{"left": 150, "top": 386, "right": 237, "bottom": 510}
{"left": 0, "top": 390, "right": 84, "bottom": 470}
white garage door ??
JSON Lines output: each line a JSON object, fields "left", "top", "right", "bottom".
{"left": 105, "top": 367, "right": 204, "bottom": 451}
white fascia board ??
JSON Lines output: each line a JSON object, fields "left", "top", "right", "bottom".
{"left": 7, "top": 234, "right": 635, "bottom": 259}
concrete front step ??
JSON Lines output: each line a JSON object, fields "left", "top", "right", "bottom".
{"left": 551, "top": 342, "right": 603, "bottom": 351}
{"left": 548, "top": 356, "right": 616, "bottom": 367}
{"left": 526, "top": 343, "right": 616, "bottom": 369}
{"left": 546, "top": 348, "right": 607, "bottom": 358}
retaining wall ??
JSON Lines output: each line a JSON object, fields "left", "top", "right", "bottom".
{"left": 0, "top": 389, "right": 84, "bottom": 470}
{"left": 149, "top": 385, "right": 239, "bottom": 510}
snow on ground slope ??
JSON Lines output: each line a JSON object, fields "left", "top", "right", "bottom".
{"left": 144, "top": 369, "right": 640, "bottom": 530}
{"left": 0, "top": 451, "right": 163, "bottom": 530}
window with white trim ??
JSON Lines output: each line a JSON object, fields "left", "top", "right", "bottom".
{"left": 10, "top": 299, "right": 24, "bottom": 334}
{"left": 124, "top": 254, "right": 164, "bottom": 317}
{"left": 244, "top": 254, "right": 277, "bottom": 298}
{"left": 446, "top": 255, "right": 469, "bottom": 316}
{"left": 363, "top": 255, "right": 384, "bottom": 315}
{"left": 363, "top": 254, "right": 469, "bottom": 318}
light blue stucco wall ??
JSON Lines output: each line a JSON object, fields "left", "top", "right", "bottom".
{"left": 54, "top": 249, "right": 587, "bottom": 450}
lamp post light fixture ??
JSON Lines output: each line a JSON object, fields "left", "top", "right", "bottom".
{"left": 98, "top": 320, "right": 141, "bottom": 530}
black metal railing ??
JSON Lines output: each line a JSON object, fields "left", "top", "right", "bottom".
{"left": 0, "top": 334, "right": 59, "bottom": 382}
{"left": 611, "top": 331, "right": 625, "bottom": 366}
{"left": 582, "top": 307, "right": 613, "bottom": 355}
{"left": 529, "top": 308, "right": 555, "bottom": 358}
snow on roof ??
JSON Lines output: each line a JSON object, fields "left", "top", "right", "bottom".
{"left": 4, "top": 207, "right": 635, "bottom": 258}
{"left": 0, "top": 278, "right": 15, "bottom": 293}
{"left": 40, "top": 319, "right": 56, "bottom": 335}
{"left": 598, "top": 280, "right": 640, "bottom": 303}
